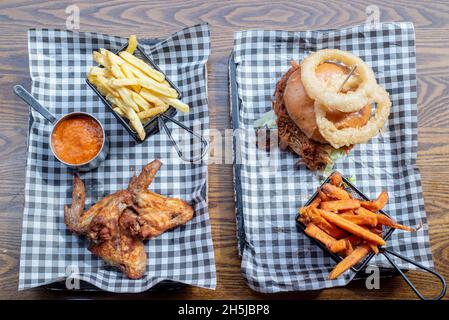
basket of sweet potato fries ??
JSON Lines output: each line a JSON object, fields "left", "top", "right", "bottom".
{"left": 296, "top": 171, "right": 447, "bottom": 300}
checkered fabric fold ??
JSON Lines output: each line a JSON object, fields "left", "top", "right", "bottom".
{"left": 19, "top": 24, "right": 216, "bottom": 292}
{"left": 232, "top": 22, "right": 434, "bottom": 293}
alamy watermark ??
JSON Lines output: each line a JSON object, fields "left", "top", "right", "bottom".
{"left": 65, "top": 4, "right": 80, "bottom": 30}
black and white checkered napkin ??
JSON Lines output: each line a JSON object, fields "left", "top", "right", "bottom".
{"left": 232, "top": 22, "right": 434, "bottom": 293}
{"left": 19, "top": 24, "right": 216, "bottom": 292}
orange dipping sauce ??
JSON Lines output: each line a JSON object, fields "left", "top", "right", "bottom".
{"left": 51, "top": 115, "right": 103, "bottom": 165}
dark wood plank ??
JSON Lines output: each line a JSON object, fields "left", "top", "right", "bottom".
{"left": 0, "top": 0, "right": 448, "bottom": 299}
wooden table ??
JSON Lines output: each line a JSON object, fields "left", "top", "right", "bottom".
{"left": 0, "top": 0, "right": 448, "bottom": 300}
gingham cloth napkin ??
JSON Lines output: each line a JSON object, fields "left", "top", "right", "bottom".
{"left": 232, "top": 22, "right": 434, "bottom": 293}
{"left": 19, "top": 24, "right": 216, "bottom": 292}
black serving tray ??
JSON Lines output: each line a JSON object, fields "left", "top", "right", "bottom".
{"left": 45, "top": 39, "right": 185, "bottom": 292}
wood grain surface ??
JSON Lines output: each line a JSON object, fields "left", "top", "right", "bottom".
{"left": 0, "top": 0, "right": 448, "bottom": 300}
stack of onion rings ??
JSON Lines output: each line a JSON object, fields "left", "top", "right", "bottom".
{"left": 300, "top": 49, "right": 391, "bottom": 149}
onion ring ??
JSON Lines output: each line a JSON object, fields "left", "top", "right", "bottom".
{"left": 314, "top": 86, "right": 391, "bottom": 149}
{"left": 301, "top": 49, "right": 378, "bottom": 112}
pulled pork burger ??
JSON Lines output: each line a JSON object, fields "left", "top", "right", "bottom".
{"left": 272, "top": 49, "right": 391, "bottom": 171}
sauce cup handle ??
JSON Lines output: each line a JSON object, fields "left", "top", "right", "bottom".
{"left": 13, "top": 85, "right": 57, "bottom": 124}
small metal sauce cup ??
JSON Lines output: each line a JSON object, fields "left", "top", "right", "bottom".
{"left": 14, "top": 85, "right": 108, "bottom": 172}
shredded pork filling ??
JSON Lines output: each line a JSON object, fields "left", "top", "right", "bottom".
{"left": 272, "top": 65, "right": 332, "bottom": 171}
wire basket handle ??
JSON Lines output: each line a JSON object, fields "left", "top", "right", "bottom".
{"left": 158, "top": 114, "right": 208, "bottom": 162}
{"left": 380, "top": 248, "right": 446, "bottom": 300}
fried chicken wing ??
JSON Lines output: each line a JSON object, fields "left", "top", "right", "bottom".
{"left": 64, "top": 176, "right": 146, "bottom": 279}
{"left": 64, "top": 159, "right": 194, "bottom": 279}
{"left": 90, "top": 209, "right": 147, "bottom": 279}
{"left": 128, "top": 160, "right": 194, "bottom": 240}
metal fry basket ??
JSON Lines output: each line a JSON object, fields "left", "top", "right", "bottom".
{"left": 86, "top": 43, "right": 208, "bottom": 162}
{"left": 296, "top": 171, "right": 446, "bottom": 300}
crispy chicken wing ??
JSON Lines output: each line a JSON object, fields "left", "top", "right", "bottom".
{"left": 128, "top": 160, "right": 194, "bottom": 240}
{"left": 64, "top": 159, "right": 194, "bottom": 279}
{"left": 64, "top": 176, "right": 146, "bottom": 279}
{"left": 89, "top": 209, "right": 147, "bottom": 279}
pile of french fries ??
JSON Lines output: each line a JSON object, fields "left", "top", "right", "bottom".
{"left": 298, "top": 172, "right": 416, "bottom": 280}
{"left": 87, "top": 35, "right": 189, "bottom": 140}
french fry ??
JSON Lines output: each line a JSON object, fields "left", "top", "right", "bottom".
{"left": 317, "top": 209, "right": 386, "bottom": 246}
{"left": 344, "top": 235, "right": 363, "bottom": 247}
{"left": 322, "top": 183, "right": 351, "bottom": 200}
{"left": 93, "top": 51, "right": 109, "bottom": 68}
{"left": 361, "top": 191, "right": 389, "bottom": 211}
{"left": 320, "top": 199, "right": 360, "bottom": 212}
{"left": 89, "top": 66, "right": 110, "bottom": 77}
{"left": 329, "top": 239, "right": 348, "bottom": 253}
{"left": 355, "top": 207, "right": 378, "bottom": 225}
{"left": 329, "top": 172, "right": 343, "bottom": 187}
{"left": 309, "top": 196, "right": 321, "bottom": 209}
{"left": 110, "top": 62, "right": 126, "bottom": 79}
{"left": 126, "top": 35, "right": 138, "bottom": 54}
{"left": 317, "top": 188, "right": 331, "bottom": 201}
{"left": 110, "top": 78, "right": 178, "bottom": 98}
{"left": 120, "top": 63, "right": 141, "bottom": 92}
{"left": 131, "top": 91, "right": 152, "bottom": 111}
{"left": 125, "top": 107, "right": 145, "bottom": 140}
{"left": 161, "top": 79, "right": 172, "bottom": 88}
{"left": 106, "top": 94, "right": 145, "bottom": 140}
{"left": 125, "top": 61, "right": 149, "bottom": 79}
{"left": 89, "top": 75, "right": 109, "bottom": 97}
{"left": 368, "top": 242, "right": 379, "bottom": 255}
{"left": 96, "top": 75, "right": 119, "bottom": 97}
{"left": 113, "top": 106, "right": 125, "bottom": 117}
{"left": 137, "top": 105, "right": 169, "bottom": 120}
{"left": 105, "top": 50, "right": 126, "bottom": 66}
{"left": 356, "top": 207, "right": 415, "bottom": 232}
{"left": 139, "top": 88, "right": 167, "bottom": 107}
{"left": 119, "top": 51, "right": 165, "bottom": 82}
{"left": 340, "top": 213, "right": 377, "bottom": 227}
{"left": 300, "top": 207, "right": 348, "bottom": 239}
{"left": 87, "top": 73, "right": 97, "bottom": 84}
{"left": 117, "top": 87, "right": 140, "bottom": 112}
{"left": 376, "top": 214, "right": 415, "bottom": 232}
{"left": 344, "top": 239, "right": 354, "bottom": 256}
{"left": 305, "top": 224, "right": 346, "bottom": 254}
{"left": 328, "top": 244, "right": 371, "bottom": 280}
{"left": 158, "top": 96, "right": 190, "bottom": 113}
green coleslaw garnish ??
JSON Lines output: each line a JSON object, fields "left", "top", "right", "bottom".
{"left": 253, "top": 110, "right": 277, "bottom": 129}
{"left": 322, "top": 148, "right": 347, "bottom": 177}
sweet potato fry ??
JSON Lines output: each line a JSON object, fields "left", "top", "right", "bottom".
{"left": 376, "top": 214, "right": 415, "bottom": 232}
{"left": 343, "top": 239, "right": 354, "bottom": 256}
{"left": 329, "top": 172, "right": 343, "bottom": 187}
{"left": 328, "top": 244, "right": 371, "bottom": 280}
{"left": 309, "top": 196, "right": 321, "bottom": 208}
{"left": 317, "top": 209, "right": 386, "bottom": 246}
{"left": 322, "top": 183, "right": 351, "bottom": 200}
{"left": 370, "top": 225, "right": 383, "bottom": 237}
{"left": 300, "top": 207, "right": 348, "bottom": 239}
{"left": 344, "top": 235, "right": 363, "bottom": 247}
{"left": 329, "top": 239, "right": 348, "bottom": 253}
{"left": 355, "top": 207, "right": 378, "bottom": 224}
{"left": 340, "top": 213, "right": 377, "bottom": 227}
{"left": 320, "top": 199, "right": 360, "bottom": 212}
{"left": 361, "top": 191, "right": 389, "bottom": 211}
{"left": 368, "top": 242, "right": 379, "bottom": 255}
{"left": 305, "top": 224, "right": 347, "bottom": 254}
{"left": 317, "top": 188, "right": 331, "bottom": 201}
